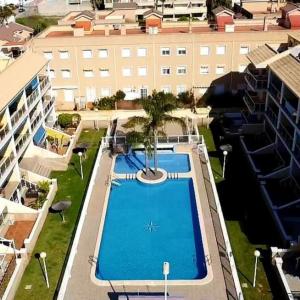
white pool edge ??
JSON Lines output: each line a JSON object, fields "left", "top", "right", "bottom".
{"left": 90, "top": 151, "right": 214, "bottom": 286}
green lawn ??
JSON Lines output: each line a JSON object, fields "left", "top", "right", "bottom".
{"left": 15, "top": 129, "right": 105, "bottom": 300}
{"left": 16, "top": 16, "right": 59, "bottom": 34}
{"left": 198, "top": 127, "right": 272, "bottom": 300}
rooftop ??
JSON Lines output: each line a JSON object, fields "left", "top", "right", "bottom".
{"left": 0, "top": 51, "right": 48, "bottom": 112}
{"left": 247, "top": 44, "right": 277, "bottom": 67}
{"left": 0, "top": 22, "right": 33, "bottom": 43}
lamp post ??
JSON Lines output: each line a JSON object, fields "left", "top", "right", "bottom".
{"left": 78, "top": 151, "right": 83, "bottom": 180}
{"left": 222, "top": 150, "right": 228, "bottom": 179}
{"left": 253, "top": 250, "right": 261, "bottom": 287}
{"left": 40, "top": 252, "right": 49, "bottom": 288}
{"left": 163, "top": 262, "right": 170, "bottom": 300}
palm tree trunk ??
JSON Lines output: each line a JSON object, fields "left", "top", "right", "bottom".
{"left": 153, "top": 131, "right": 158, "bottom": 173}
{"left": 144, "top": 150, "right": 149, "bottom": 176}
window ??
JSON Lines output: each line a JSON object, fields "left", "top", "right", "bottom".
{"left": 161, "top": 86, "right": 171, "bottom": 93}
{"left": 240, "top": 46, "right": 249, "bottom": 55}
{"left": 100, "top": 69, "right": 109, "bottom": 77}
{"left": 61, "top": 69, "right": 71, "bottom": 78}
{"left": 101, "top": 88, "right": 111, "bottom": 97}
{"left": 161, "top": 67, "right": 171, "bottom": 75}
{"left": 138, "top": 67, "right": 147, "bottom": 76}
{"left": 137, "top": 48, "right": 147, "bottom": 57}
{"left": 82, "top": 50, "right": 92, "bottom": 58}
{"left": 49, "top": 69, "right": 55, "bottom": 79}
{"left": 177, "top": 85, "right": 186, "bottom": 94}
{"left": 177, "top": 47, "right": 186, "bottom": 56}
{"left": 200, "top": 46, "right": 209, "bottom": 56}
{"left": 177, "top": 66, "right": 187, "bottom": 75}
{"left": 122, "top": 68, "right": 132, "bottom": 77}
{"left": 99, "top": 49, "right": 108, "bottom": 58}
{"left": 121, "top": 48, "right": 131, "bottom": 57}
{"left": 200, "top": 65, "right": 209, "bottom": 75}
{"left": 161, "top": 47, "right": 170, "bottom": 56}
{"left": 239, "top": 64, "right": 247, "bottom": 73}
{"left": 59, "top": 51, "right": 69, "bottom": 59}
{"left": 140, "top": 88, "right": 148, "bottom": 99}
{"left": 216, "top": 46, "right": 226, "bottom": 55}
{"left": 43, "top": 51, "right": 53, "bottom": 60}
{"left": 216, "top": 66, "right": 225, "bottom": 75}
{"left": 64, "top": 89, "right": 74, "bottom": 102}
{"left": 83, "top": 70, "right": 94, "bottom": 78}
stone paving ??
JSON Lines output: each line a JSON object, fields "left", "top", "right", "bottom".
{"left": 63, "top": 149, "right": 237, "bottom": 300}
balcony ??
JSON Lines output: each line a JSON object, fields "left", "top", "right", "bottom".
{"left": 15, "top": 131, "right": 30, "bottom": 155}
{"left": 265, "top": 106, "right": 279, "bottom": 128}
{"left": 245, "top": 68, "right": 268, "bottom": 90}
{"left": 278, "top": 123, "right": 294, "bottom": 149}
{"left": 31, "top": 113, "right": 42, "bottom": 132}
{"left": 268, "top": 82, "right": 282, "bottom": 103}
{"left": 39, "top": 76, "right": 50, "bottom": 95}
{"left": 0, "top": 124, "right": 10, "bottom": 144}
{"left": 244, "top": 90, "right": 266, "bottom": 113}
{"left": 27, "top": 88, "right": 40, "bottom": 110}
{"left": 10, "top": 105, "right": 26, "bottom": 129}
{"left": 0, "top": 153, "right": 15, "bottom": 179}
{"left": 43, "top": 97, "right": 55, "bottom": 116}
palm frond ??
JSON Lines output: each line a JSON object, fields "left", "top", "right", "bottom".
{"left": 122, "top": 116, "right": 149, "bottom": 129}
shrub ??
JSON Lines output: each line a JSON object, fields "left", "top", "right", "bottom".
{"left": 58, "top": 113, "right": 73, "bottom": 128}
{"left": 38, "top": 180, "right": 50, "bottom": 194}
{"left": 72, "top": 113, "right": 81, "bottom": 126}
{"left": 95, "top": 97, "right": 116, "bottom": 110}
{"left": 115, "top": 90, "right": 126, "bottom": 101}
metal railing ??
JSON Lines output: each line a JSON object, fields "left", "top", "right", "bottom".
{"left": 278, "top": 123, "right": 294, "bottom": 148}
{"left": 15, "top": 132, "right": 30, "bottom": 154}
{"left": 0, "top": 152, "right": 15, "bottom": 178}
{"left": 268, "top": 83, "right": 281, "bottom": 102}
{"left": 245, "top": 69, "right": 268, "bottom": 90}
{"left": 43, "top": 97, "right": 55, "bottom": 115}
{"left": 0, "top": 124, "right": 10, "bottom": 143}
{"left": 10, "top": 105, "right": 26, "bottom": 128}
{"left": 27, "top": 88, "right": 40, "bottom": 109}
{"left": 31, "top": 113, "right": 42, "bottom": 131}
{"left": 39, "top": 76, "right": 50, "bottom": 94}
{"left": 266, "top": 107, "right": 278, "bottom": 127}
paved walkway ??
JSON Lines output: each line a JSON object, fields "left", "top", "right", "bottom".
{"left": 63, "top": 149, "right": 236, "bottom": 299}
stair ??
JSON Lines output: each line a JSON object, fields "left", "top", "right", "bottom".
{"left": 20, "top": 157, "right": 51, "bottom": 178}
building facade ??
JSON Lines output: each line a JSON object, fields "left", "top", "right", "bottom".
{"left": 241, "top": 33, "right": 300, "bottom": 244}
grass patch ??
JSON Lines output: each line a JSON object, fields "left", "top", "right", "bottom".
{"left": 15, "top": 129, "right": 105, "bottom": 300}
{"left": 16, "top": 16, "right": 59, "bottom": 34}
{"left": 199, "top": 126, "right": 272, "bottom": 300}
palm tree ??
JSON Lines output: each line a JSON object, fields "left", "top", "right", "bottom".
{"left": 123, "top": 90, "right": 186, "bottom": 174}
{"left": 0, "top": 6, "right": 14, "bottom": 25}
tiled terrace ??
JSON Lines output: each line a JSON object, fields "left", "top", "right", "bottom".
{"left": 62, "top": 149, "right": 238, "bottom": 300}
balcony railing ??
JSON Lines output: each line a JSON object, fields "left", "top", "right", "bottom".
{"left": 15, "top": 131, "right": 30, "bottom": 154}
{"left": 278, "top": 123, "right": 294, "bottom": 148}
{"left": 31, "top": 113, "right": 42, "bottom": 131}
{"left": 10, "top": 105, "right": 26, "bottom": 128}
{"left": 245, "top": 69, "right": 268, "bottom": 90}
{"left": 266, "top": 107, "right": 278, "bottom": 127}
{"left": 0, "top": 124, "right": 10, "bottom": 143}
{"left": 27, "top": 88, "right": 40, "bottom": 109}
{"left": 244, "top": 91, "right": 266, "bottom": 113}
{"left": 294, "top": 143, "right": 300, "bottom": 162}
{"left": 268, "top": 83, "right": 281, "bottom": 103}
{"left": 0, "top": 152, "right": 15, "bottom": 178}
{"left": 39, "top": 76, "right": 50, "bottom": 94}
{"left": 43, "top": 97, "right": 55, "bottom": 115}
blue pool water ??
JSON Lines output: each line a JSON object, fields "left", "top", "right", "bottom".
{"left": 114, "top": 153, "right": 191, "bottom": 173}
{"left": 96, "top": 179, "right": 207, "bottom": 280}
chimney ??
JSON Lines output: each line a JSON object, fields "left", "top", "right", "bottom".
{"left": 105, "top": 25, "right": 109, "bottom": 36}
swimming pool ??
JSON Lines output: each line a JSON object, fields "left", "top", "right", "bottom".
{"left": 96, "top": 179, "right": 207, "bottom": 281}
{"left": 114, "top": 152, "right": 191, "bottom": 174}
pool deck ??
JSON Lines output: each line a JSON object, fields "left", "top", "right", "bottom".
{"left": 62, "top": 148, "right": 237, "bottom": 300}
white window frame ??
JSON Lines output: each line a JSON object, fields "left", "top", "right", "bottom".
{"left": 61, "top": 69, "right": 71, "bottom": 78}
{"left": 100, "top": 68, "right": 110, "bottom": 77}
{"left": 100, "top": 87, "right": 111, "bottom": 97}
{"left": 200, "top": 46, "right": 209, "bottom": 56}
{"left": 177, "top": 66, "right": 187, "bottom": 75}
{"left": 59, "top": 51, "right": 69, "bottom": 59}
{"left": 121, "top": 48, "right": 131, "bottom": 58}
{"left": 82, "top": 50, "right": 92, "bottom": 59}
{"left": 83, "top": 69, "right": 94, "bottom": 78}
{"left": 200, "top": 65, "right": 209, "bottom": 75}
{"left": 43, "top": 51, "right": 53, "bottom": 60}
{"left": 240, "top": 46, "right": 249, "bottom": 55}
{"left": 177, "top": 47, "right": 187, "bottom": 56}
{"left": 161, "top": 47, "right": 171, "bottom": 56}
{"left": 138, "top": 67, "right": 147, "bottom": 77}
{"left": 140, "top": 87, "right": 148, "bottom": 99}
{"left": 216, "top": 65, "right": 225, "bottom": 75}
{"left": 122, "top": 67, "right": 132, "bottom": 77}
{"left": 161, "top": 67, "right": 171, "bottom": 75}
{"left": 99, "top": 49, "right": 108, "bottom": 58}
{"left": 49, "top": 69, "right": 55, "bottom": 79}
{"left": 216, "top": 45, "right": 226, "bottom": 55}
{"left": 137, "top": 48, "right": 147, "bottom": 57}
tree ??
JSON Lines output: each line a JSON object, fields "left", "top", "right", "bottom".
{"left": 123, "top": 90, "right": 186, "bottom": 174}
{"left": 0, "top": 5, "right": 14, "bottom": 25}
{"left": 177, "top": 90, "right": 197, "bottom": 112}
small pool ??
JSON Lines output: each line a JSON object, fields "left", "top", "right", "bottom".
{"left": 114, "top": 152, "right": 191, "bottom": 174}
{"left": 96, "top": 179, "right": 207, "bottom": 280}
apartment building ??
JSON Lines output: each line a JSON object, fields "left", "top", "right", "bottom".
{"left": 30, "top": 7, "right": 300, "bottom": 111}
{"left": 241, "top": 32, "right": 300, "bottom": 244}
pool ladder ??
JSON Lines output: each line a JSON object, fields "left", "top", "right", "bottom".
{"left": 125, "top": 173, "right": 136, "bottom": 180}
{"left": 167, "top": 172, "right": 179, "bottom": 179}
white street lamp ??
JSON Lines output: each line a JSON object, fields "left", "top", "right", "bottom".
{"left": 253, "top": 250, "right": 260, "bottom": 287}
{"left": 40, "top": 252, "right": 49, "bottom": 288}
{"left": 163, "top": 262, "right": 170, "bottom": 300}
{"left": 78, "top": 152, "right": 83, "bottom": 180}
{"left": 222, "top": 150, "right": 228, "bottom": 179}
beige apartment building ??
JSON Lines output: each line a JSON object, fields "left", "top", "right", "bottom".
{"left": 30, "top": 8, "right": 300, "bottom": 110}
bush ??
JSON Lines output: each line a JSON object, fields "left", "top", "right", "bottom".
{"left": 115, "top": 90, "right": 126, "bottom": 101}
{"left": 95, "top": 97, "right": 116, "bottom": 110}
{"left": 58, "top": 113, "right": 73, "bottom": 128}
{"left": 38, "top": 180, "right": 50, "bottom": 194}
{"left": 178, "top": 16, "right": 189, "bottom": 21}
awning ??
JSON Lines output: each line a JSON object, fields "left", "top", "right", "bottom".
{"left": 33, "top": 126, "right": 46, "bottom": 144}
